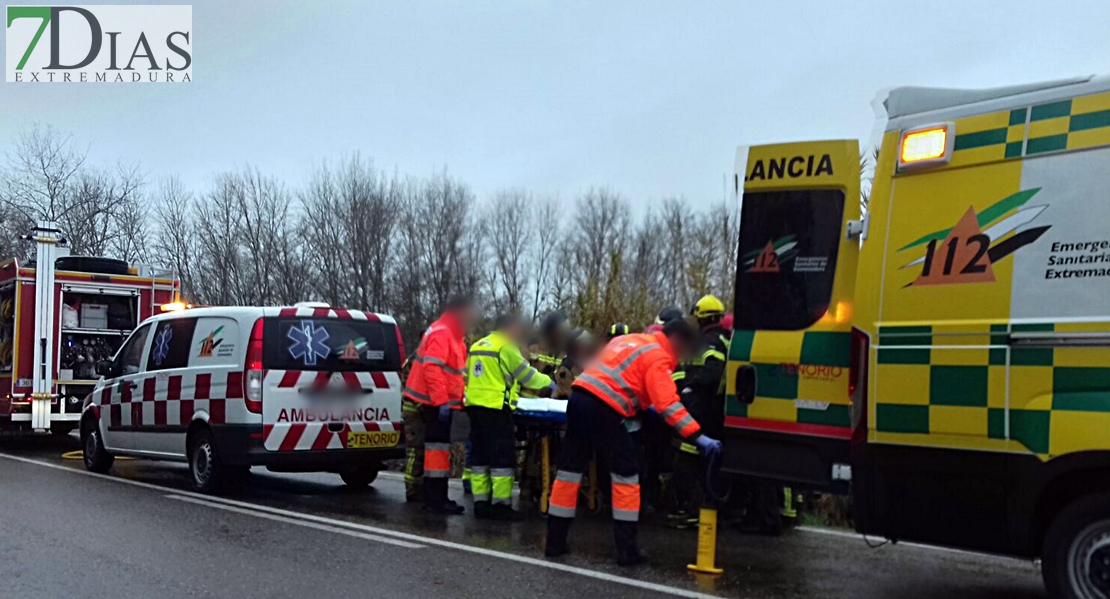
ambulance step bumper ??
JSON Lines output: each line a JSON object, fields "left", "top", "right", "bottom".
{"left": 210, "top": 424, "right": 405, "bottom": 471}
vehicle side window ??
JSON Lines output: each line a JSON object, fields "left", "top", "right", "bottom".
{"left": 117, "top": 324, "right": 152, "bottom": 376}
{"left": 189, "top": 317, "right": 241, "bottom": 367}
{"left": 146, "top": 318, "right": 198, "bottom": 371}
{"left": 734, "top": 189, "right": 845, "bottom": 331}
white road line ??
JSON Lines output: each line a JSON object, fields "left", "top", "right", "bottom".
{"left": 165, "top": 494, "right": 424, "bottom": 549}
{"left": 796, "top": 526, "right": 1029, "bottom": 562}
{"left": 0, "top": 453, "right": 724, "bottom": 599}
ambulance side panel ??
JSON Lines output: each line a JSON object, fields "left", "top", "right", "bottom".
{"left": 855, "top": 90, "right": 1110, "bottom": 556}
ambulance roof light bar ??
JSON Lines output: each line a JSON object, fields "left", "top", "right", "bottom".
{"left": 897, "top": 122, "right": 955, "bottom": 172}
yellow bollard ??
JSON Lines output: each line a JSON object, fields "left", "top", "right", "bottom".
{"left": 540, "top": 435, "right": 551, "bottom": 514}
{"left": 687, "top": 507, "right": 724, "bottom": 575}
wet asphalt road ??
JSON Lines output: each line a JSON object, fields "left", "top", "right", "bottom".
{"left": 0, "top": 434, "right": 1045, "bottom": 599}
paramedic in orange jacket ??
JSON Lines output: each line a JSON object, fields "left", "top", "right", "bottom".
{"left": 545, "top": 319, "right": 723, "bottom": 565}
{"left": 403, "top": 296, "right": 475, "bottom": 515}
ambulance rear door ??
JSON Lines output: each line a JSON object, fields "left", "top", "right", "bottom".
{"left": 723, "top": 140, "right": 861, "bottom": 491}
{"left": 260, "top": 308, "right": 404, "bottom": 453}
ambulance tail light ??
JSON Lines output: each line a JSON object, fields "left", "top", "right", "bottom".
{"left": 849, "top": 327, "right": 869, "bottom": 447}
{"left": 244, "top": 318, "right": 264, "bottom": 414}
{"left": 394, "top": 324, "right": 406, "bottom": 365}
{"left": 897, "top": 123, "right": 954, "bottom": 172}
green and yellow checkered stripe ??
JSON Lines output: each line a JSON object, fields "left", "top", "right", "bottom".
{"left": 874, "top": 323, "right": 1110, "bottom": 459}
{"left": 932, "top": 90, "right": 1110, "bottom": 170}
{"left": 725, "top": 329, "right": 852, "bottom": 428}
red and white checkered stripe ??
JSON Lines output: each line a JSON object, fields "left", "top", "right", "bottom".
{"left": 97, "top": 369, "right": 247, "bottom": 428}
{"left": 276, "top": 306, "right": 395, "bottom": 325}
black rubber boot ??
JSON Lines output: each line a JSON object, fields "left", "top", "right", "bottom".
{"left": 474, "top": 501, "right": 492, "bottom": 520}
{"left": 614, "top": 521, "right": 647, "bottom": 566}
{"left": 490, "top": 504, "right": 523, "bottom": 521}
{"left": 423, "top": 479, "right": 464, "bottom": 515}
{"left": 545, "top": 515, "right": 572, "bottom": 557}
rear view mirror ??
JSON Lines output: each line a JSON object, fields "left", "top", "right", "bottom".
{"left": 95, "top": 360, "right": 115, "bottom": 378}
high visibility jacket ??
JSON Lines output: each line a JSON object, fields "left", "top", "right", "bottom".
{"left": 682, "top": 325, "right": 729, "bottom": 398}
{"left": 530, "top": 341, "right": 564, "bottom": 377}
{"left": 523, "top": 341, "right": 563, "bottom": 398}
{"left": 465, "top": 331, "right": 551, "bottom": 410}
{"left": 677, "top": 324, "right": 729, "bottom": 442}
{"left": 403, "top": 312, "right": 467, "bottom": 410}
{"left": 573, "top": 331, "right": 702, "bottom": 440}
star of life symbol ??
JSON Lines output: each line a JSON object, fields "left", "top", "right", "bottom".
{"left": 287, "top": 321, "right": 331, "bottom": 366}
{"left": 473, "top": 360, "right": 484, "bottom": 378}
{"left": 152, "top": 326, "right": 173, "bottom": 365}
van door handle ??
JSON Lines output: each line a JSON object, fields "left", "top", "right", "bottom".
{"left": 735, "top": 365, "right": 757, "bottom": 404}
{"left": 127, "top": 382, "right": 138, "bottom": 390}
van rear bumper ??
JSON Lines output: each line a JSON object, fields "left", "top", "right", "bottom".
{"left": 210, "top": 424, "right": 405, "bottom": 471}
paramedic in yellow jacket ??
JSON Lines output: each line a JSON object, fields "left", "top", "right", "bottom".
{"left": 466, "top": 313, "right": 554, "bottom": 519}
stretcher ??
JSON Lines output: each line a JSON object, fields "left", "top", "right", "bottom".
{"left": 513, "top": 398, "right": 600, "bottom": 514}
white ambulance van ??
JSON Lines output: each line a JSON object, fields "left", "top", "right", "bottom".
{"left": 79, "top": 303, "right": 406, "bottom": 493}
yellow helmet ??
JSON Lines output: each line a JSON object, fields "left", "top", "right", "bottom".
{"left": 691, "top": 295, "right": 726, "bottom": 319}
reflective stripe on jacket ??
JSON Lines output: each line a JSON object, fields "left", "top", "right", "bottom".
{"left": 403, "top": 313, "right": 467, "bottom": 409}
{"left": 465, "top": 330, "right": 551, "bottom": 410}
{"left": 572, "top": 331, "right": 702, "bottom": 439}
{"left": 523, "top": 342, "right": 564, "bottom": 398}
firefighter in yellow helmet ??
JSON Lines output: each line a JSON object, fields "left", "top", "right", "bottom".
{"left": 667, "top": 294, "right": 730, "bottom": 529}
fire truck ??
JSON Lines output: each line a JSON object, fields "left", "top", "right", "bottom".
{"left": 0, "top": 222, "right": 179, "bottom": 434}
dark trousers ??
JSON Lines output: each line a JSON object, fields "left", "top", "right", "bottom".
{"left": 468, "top": 406, "right": 516, "bottom": 507}
{"left": 421, "top": 405, "right": 453, "bottom": 506}
{"left": 547, "top": 390, "right": 641, "bottom": 561}
{"left": 402, "top": 399, "right": 425, "bottom": 501}
{"left": 672, "top": 448, "right": 701, "bottom": 512}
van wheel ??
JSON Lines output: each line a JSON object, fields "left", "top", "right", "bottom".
{"left": 82, "top": 420, "right": 114, "bottom": 474}
{"left": 340, "top": 467, "right": 379, "bottom": 488}
{"left": 1043, "top": 493, "right": 1110, "bottom": 599}
{"left": 188, "top": 428, "right": 234, "bottom": 494}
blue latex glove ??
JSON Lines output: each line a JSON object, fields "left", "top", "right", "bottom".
{"left": 694, "top": 435, "right": 722, "bottom": 457}
{"left": 548, "top": 382, "right": 557, "bottom": 393}
{"left": 438, "top": 404, "right": 452, "bottom": 423}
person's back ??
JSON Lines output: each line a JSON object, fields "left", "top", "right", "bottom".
{"left": 547, "top": 320, "right": 723, "bottom": 565}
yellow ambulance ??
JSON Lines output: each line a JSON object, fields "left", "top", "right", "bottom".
{"left": 723, "top": 75, "right": 1110, "bottom": 599}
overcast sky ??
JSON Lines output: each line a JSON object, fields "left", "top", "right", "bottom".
{"left": 2, "top": 0, "right": 1108, "bottom": 209}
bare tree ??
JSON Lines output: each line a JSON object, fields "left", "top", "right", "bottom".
{"left": 152, "top": 176, "right": 200, "bottom": 300}
{"left": 340, "top": 156, "right": 402, "bottom": 311}
{"left": 486, "top": 189, "right": 532, "bottom": 313}
{"left": 61, "top": 162, "right": 145, "bottom": 258}
{"left": 0, "top": 125, "right": 88, "bottom": 224}
{"left": 574, "top": 188, "right": 629, "bottom": 287}
{"left": 529, "top": 197, "right": 561, "bottom": 322}
{"left": 419, "top": 170, "right": 476, "bottom": 312}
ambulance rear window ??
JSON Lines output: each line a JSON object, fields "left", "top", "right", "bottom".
{"left": 262, "top": 318, "right": 401, "bottom": 372}
{"left": 734, "top": 189, "right": 845, "bottom": 331}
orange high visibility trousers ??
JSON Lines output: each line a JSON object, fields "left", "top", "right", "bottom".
{"left": 548, "top": 390, "right": 642, "bottom": 524}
